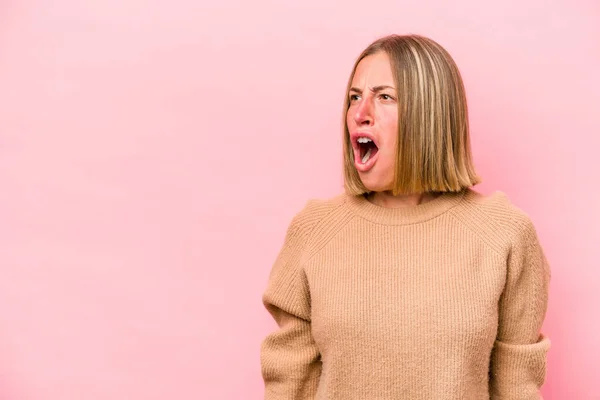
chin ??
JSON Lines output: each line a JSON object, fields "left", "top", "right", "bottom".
{"left": 359, "top": 175, "right": 392, "bottom": 193}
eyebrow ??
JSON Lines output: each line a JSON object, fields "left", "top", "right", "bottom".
{"left": 349, "top": 85, "right": 396, "bottom": 94}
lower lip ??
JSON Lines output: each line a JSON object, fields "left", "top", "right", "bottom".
{"left": 354, "top": 148, "right": 379, "bottom": 172}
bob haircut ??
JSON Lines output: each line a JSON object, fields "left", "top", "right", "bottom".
{"left": 343, "top": 34, "right": 482, "bottom": 196}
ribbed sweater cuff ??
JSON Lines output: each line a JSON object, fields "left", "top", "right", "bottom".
{"left": 489, "top": 333, "right": 551, "bottom": 399}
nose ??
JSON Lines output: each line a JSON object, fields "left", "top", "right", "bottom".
{"left": 352, "top": 96, "right": 373, "bottom": 126}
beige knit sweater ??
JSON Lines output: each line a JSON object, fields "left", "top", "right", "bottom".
{"left": 260, "top": 188, "right": 551, "bottom": 399}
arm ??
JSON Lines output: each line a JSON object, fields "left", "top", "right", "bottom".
{"left": 489, "top": 218, "right": 552, "bottom": 399}
{"left": 260, "top": 207, "right": 321, "bottom": 399}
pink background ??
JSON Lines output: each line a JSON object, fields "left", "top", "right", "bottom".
{"left": 1, "top": 0, "right": 598, "bottom": 399}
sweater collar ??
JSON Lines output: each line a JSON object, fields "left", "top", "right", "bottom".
{"left": 345, "top": 189, "right": 467, "bottom": 225}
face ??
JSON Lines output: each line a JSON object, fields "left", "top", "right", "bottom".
{"left": 346, "top": 51, "right": 398, "bottom": 193}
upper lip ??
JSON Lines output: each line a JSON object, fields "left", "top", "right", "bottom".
{"left": 350, "top": 131, "right": 379, "bottom": 149}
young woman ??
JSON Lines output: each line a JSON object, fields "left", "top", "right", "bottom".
{"left": 260, "top": 34, "right": 550, "bottom": 399}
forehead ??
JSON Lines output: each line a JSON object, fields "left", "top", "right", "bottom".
{"left": 351, "top": 51, "right": 394, "bottom": 84}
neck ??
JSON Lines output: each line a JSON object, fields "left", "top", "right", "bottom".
{"left": 346, "top": 189, "right": 467, "bottom": 225}
{"left": 366, "top": 190, "right": 441, "bottom": 208}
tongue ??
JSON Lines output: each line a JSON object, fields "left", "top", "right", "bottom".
{"left": 361, "top": 148, "right": 372, "bottom": 163}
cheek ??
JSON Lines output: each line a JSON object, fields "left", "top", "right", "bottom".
{"left": 380, "top": 116, "right": 398, "bottom": 152}
{"left": 346, "top": 109, "right": 355, "bottom": 128}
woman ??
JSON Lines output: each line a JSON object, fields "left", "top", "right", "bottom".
{"left": 260, "top": 34, "right": 551, "bottom": 399}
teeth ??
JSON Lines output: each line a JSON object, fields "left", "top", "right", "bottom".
{"left": 361, "top": 148, "right": 372, "bottom": 163}
{"left": 357, "top": 137, "right": 372, "bottom": 144}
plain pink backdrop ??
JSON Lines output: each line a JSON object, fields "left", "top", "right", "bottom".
{"left": 1, "top": 0, "right": 599, "bottom": 399}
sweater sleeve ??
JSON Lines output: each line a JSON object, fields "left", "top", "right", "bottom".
{"left": 489, "top": 217, "right": 551, "bottom": 399}
{"left": 260, "top": 204, "right": 322, "bottom": 399}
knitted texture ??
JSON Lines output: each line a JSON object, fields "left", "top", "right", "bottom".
{"left": 260, "top": 188, "right": 551, "bottom": 400}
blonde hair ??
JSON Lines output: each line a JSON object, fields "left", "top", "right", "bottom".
{"left": 343, "top": 34, "right": 482, "bottom": 196}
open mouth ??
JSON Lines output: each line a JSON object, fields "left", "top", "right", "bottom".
{"left": 356, "top": 137, "right": 379, "bottom": 164}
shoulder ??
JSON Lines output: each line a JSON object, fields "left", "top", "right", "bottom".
{"left": 453, "top": 188, "right": 541, "bottom": 253}
{"left": 292, "top": 193, "right": 346, "bottom": 225}
{"left": 286, "top": 192, "right": 353, "bottom": 244}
